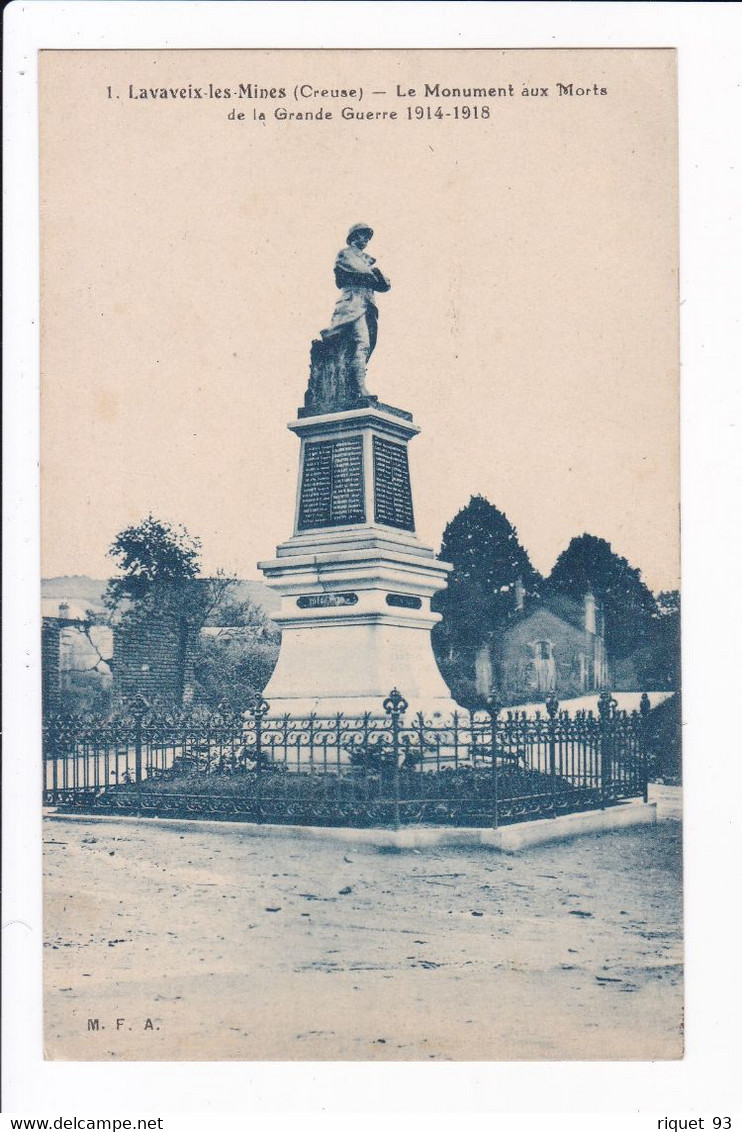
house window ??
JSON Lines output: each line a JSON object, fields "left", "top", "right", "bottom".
{"left": 535, "top": 640, "right": 553, "bottom": 660}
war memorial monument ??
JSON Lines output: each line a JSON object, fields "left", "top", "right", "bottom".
{"left": 259, "top": 224, "right": 459, "bottom": 718}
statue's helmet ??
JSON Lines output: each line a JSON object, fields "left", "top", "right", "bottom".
{"left": 346, "top": 222, "right": 374, "bottom": 243}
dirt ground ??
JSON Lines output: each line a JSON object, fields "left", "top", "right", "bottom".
{"left": 43, "top": 799, "right": 683, "bottom": 1062}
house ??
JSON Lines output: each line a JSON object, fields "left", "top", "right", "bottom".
{"left": 41, "top": 601, "right": 197, "bottom": 710}
{"left": 474, "top": 589, "right": 609, "bottom": 702}
{"left": 41, "top": 599, "right": 113, "bottom": 715}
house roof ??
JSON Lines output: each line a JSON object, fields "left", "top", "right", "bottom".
{"left": 503, "top": 593, "right": 597, "bottom": 639}
{"left": 41, "top": 598, "right": 97, "bottom": 621}
{"left": 538, "top": 593, "right": 588, "bottom": 632}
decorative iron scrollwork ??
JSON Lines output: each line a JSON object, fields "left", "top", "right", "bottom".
{"left": 44, "top": 687, "right": 649, "bottom": 829}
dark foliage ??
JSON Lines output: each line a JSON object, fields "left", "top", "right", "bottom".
{"left": 191, "top": 632, "right": 279, "bottom": 710}
{"left": 103, "top": 515, "right": 279, "bottom": 707}
{"left": 71, "top": 763, "right": 596, "bottom": 829}
{"left": 644, "top": 693, "right": 682, "bottom": 783}
{"left": 435, "top": 658, "right": 490, "bottom": 712}
{"left": 546, "top": 534, "right": 658, "bottom": 660}
{"left": 105, "top": 515, "right": 202, "bottom": 609}
{"left": 433, "top": 495, "right": 541, "bottom": 653}
{"left": 641, "top": 590, "right": 681, "bottom": 689}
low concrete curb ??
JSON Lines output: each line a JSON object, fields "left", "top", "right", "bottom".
{"left": 483, "top": 800, "right": 657, "bottom": 852}
{"left": 44, "top": 800, "right": 657, "bottom": 853}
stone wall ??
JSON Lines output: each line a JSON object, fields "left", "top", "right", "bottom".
{"left": 41, "top": 619, "right": 62, "bottom": 715}
{"left": 113, "top": 615, "right": 195, "bottom": 705}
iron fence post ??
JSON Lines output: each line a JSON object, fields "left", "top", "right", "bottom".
{"left": 639, "top": 691, "right": 651, "bottom": 803}
{"left": 597, "top": 692, "right": 617, "bottom": 809}
{"left": 251, "top": 695, "right": 269, "bottom": 773}
{"left": 249, "top": 696, "right": 270, "bottom": 823}
{"left": 485, "top": 693, "right": 501, "bottom": 829}
{"left": 130, "top": 694, "right": 149, "bottom": 816}
{"left": 384, "top": 688, "right": 408, "bottom": 831}
{"left": 545, "top": 692, "right": 559, "bottom": 817}
{"left": 50, "top": 718, "right": 59, "bottom": 800}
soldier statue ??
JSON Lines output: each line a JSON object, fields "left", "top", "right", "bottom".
{"left": 320, "top": 223, "right": 391, "bottom": 397}
{"left": 301, "top": 224, "right": 392, "bottom": 415}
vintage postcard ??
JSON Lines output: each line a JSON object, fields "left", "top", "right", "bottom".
{"left": 39, "top": 47, "right": 681, "bottom": 1062}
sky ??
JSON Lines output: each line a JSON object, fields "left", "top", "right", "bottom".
{"left": 40, "top": 48, "right": 679, "bottom": 593}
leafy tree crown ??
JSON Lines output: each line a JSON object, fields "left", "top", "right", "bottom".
{"left": 104, "top": 515, "right": 202, "bottom": 608}
{"left": 434, "top": 495, "right": 540, "bottom": 649}
{"left": 440, "top": 495, "right": 540, "bottom": 595}
{"left": 546, "top": 533, "right": 657, "bottom": 658}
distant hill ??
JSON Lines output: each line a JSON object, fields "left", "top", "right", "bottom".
{"left": 41, "top": 576, "right": 107, "bottom": 608}
{"left": 225, "top": 579, "right": 280, "bottom": 615}
{"left": 41, "top": 575, "right": 280, "bottom": 616}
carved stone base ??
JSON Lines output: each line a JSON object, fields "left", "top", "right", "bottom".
{"left": 301, "top": 334, "right": 392, "bottom": 418}
{"left": 258, "top": 402, "right": 459, "bottom": 721}
{"left": 257, "top": 542, "right": 460, "bottom": 721}
{"left": 298, "top": 397, "right": 412, "bottom": 422}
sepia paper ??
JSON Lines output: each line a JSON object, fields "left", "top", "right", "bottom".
{"left": 39, "top": 47, "right": 680, "bottom": 1062}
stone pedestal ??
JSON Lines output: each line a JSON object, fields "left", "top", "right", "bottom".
{"left": 258, "top": 402, "right": 459, "bottom": 719}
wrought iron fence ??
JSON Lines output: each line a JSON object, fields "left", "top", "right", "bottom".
{"left": 43, "top": 690, "right": 649, "bottom": 829}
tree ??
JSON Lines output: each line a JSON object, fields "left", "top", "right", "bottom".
{"left": 431, "top": 497, "right": 541, "bottom": 705}
{"left": 208, "top": 595, "right": 268, "bottom": 630}
{"left": 434, "top": 495, "right": 541, "bottom": 651}
{"left": 631, "top": 590, "right": 681, "bottom": 690}
{"left": 105, "top": 516, "right": 248, "bottom": 704}
{"left": 191, "top": 595, "right": 280, "bottom": 709}
{"left": 656, "top": 589, "right": 680, "bottom": 619}
{"left": 105, "top": 515, "right": 236, "bottom": 628}
{"left": 105, "top": 515, "right": 202, "bottom": 608}
{"left": 546, "top": 534, "right": 657, "bottom": 660}
{"left": 192, "top": 630, "right": 279, "bottom": 710}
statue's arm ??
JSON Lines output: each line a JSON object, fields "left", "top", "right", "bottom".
{"left": 371, "top": 267, "right": 391, "bottom": 293}
{"left": 334, "top": 249, "right": 391, "bottom": 292}
{"left": 334, "top": 263, "right": 391, "bottom": 291}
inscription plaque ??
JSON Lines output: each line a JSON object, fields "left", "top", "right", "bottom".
{"left": 297, "top": 593, "right": 358, "bottom": 609}
{"left": 373, "top": 436, "right": 415, "bottom": 531}
{"left": 298, "top": 436, "right": 365, "bottom": 529}
{"left": 386, "top": 593, "right": 422, "bottom": 609}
